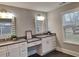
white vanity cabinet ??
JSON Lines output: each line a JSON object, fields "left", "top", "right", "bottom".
{"left": 0, "top": 46, "right": 7, "bottom": 57}
{"left": 0, "top": 41, "right": 28, "bottom": 57}
{"left": 7, "top": 42, "right": 28, "bottom": 57}
{"left": 19, "top": 42, "right": 27, "bottom": 57}
{"left": 37, "top": 36, "right": 56, "bottom": 56}
{"left": 7, "top": 44, "right": 20, "bottom": 57}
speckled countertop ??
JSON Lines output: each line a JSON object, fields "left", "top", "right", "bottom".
{"left": 0, "top": 39, "right": 27, "bottom": 47}
{"left": 0, "top": 33, "right": 56, "bottom": 47}
{"left": 35, "top": 33, "right": 56, "bottom": 38}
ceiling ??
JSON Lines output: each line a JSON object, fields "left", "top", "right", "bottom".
{"left": 0, "top": 2, "right": 70, "bottom": 12}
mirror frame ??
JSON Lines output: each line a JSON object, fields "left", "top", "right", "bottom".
{"left": 0, "top": 17, "right": 16, "bottom": 39}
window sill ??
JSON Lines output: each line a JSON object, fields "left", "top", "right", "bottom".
{"left": 64, "top": 41, "right": 79, "bottom": 46}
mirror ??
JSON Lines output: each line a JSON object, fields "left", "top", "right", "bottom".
{"left": 35, "top": 14, "right": 46, "bottom": 34}
{"left": 0, "top": 12, "right": 16, "bottom": 39}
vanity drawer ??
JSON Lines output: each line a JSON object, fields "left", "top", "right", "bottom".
{"left": 19, "top": 42, "right": 27, "bottom": 47}
{"left": 43, "top": 36, "right": 56, "bottom": 42}
{"left": 0, "top": 46, "right": 7, "bottom": 51}
{"left": 7, "top": 44, "right": 19, "bottom": 49}
{"left": 27, "top": 41, "right": 41, "bottom": 47}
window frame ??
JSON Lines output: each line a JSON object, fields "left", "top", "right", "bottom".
{"left": 61, "top": 7, "right": 79, "bottom": 45}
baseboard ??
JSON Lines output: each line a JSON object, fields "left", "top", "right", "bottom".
{"left": 56, "top": 47, "right": 79, "bottom": 57}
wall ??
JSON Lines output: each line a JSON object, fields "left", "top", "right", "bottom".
{"left": 0, "top": 4, "right": 47, "bottom": 56}
{"left": 48, "top": 2, "right": 79, "bottom": 53}
{"left": 0, "top": 4, "right": 47, "bottom": 37}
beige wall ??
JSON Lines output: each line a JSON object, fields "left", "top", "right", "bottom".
{"left": 0, "top": 4, "right": 47, "bottom": 56}
{"left": 0, "top": 4, "right": 47, "bottom": 37}
{"left": 48, "top": 2, "right": 79, "bottom": 52}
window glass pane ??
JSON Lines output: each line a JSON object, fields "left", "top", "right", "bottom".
{"left": 63, "top": 12, "right": 79, "bottom": 42}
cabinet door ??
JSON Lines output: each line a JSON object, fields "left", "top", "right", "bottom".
{"left": 42, "top": 38, "right": 50, "bottom": 54}
{"left": 0, "top": 51, "right": 7, "bottom": 57}
{"left": 19, "top": 42, "right": 27, "bottom": 57}
{"left": 0, "top": 46, "right": 7, "bottom": 57}
{"left": 8, "top": 48, "right": 20, "bottom": 57}
{"left": 47, "top": 37, "right": 56, "bottom": 51}
{"left": 7, "top": 44, "right": 20, "bottom": 57}
{"left": 41, "top": 36, "right": 56, "bottom": 55}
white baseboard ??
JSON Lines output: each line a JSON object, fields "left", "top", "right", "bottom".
{"left": 56, "top": 47, "right": 79, "bottom": 57}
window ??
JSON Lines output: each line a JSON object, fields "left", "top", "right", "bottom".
{"left": 63, "top": 11, "right": 79, "bottom": 43}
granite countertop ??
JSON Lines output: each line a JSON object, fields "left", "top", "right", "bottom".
{"left": 0, "top": 33, "right": 56, "bottom": 47}
{"left": 0, "top": 39, "right": 27, "bottom": 47}
{"left": 34, "top": 33, "right": 56, "bottom": 38}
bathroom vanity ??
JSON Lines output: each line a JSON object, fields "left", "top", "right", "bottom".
{"left": 27, "top": 33, "right": 56, "bottom": 56}
{"left": 36, "top": 35, "right": 56, "bottom": 56}
{"left": 0, "top": 39, "right": 27, "bottom": 57}
{"left": 0, "top": 33, "right": 56, "bottom": 57}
